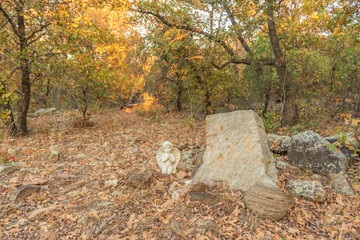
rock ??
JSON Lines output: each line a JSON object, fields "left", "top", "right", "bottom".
{"left": 311, "top": 174, "right": 326, "bottom": 181}
{"left": 275, "top": 161, "right": 296, "bottom": 170}
{"left": 7, "top": 148, "right": 21, "bottom": 156}
{"left": 330, "top": 174, "right": 355, "bottom": 196}
{"left": 12, "top": 185, "right": 42, "bottom": 202}
{"left": 191, "top": 182, "right": 211, "bottom": 192}
{"left": 171, "top": 186, "right": 191, "bottom": 202}
{"left": 189, "top": 192, "right": 219, "bottom": 206}
{"left": 193, "top": 110, "right": 278, "bottom": 191}
{"left": 177, "top": 163, "right": 193, "bottom": 172}
{"left": 324, "top": 136, "right": 338, "bottom": 144}
{"left": 168, "top": 181, "right": 181, "bottom": 196}
{"left": 287, "top": 180, "right": 326, "bottom": 202}
{"left": 195, "top": 219, "right": 219, "bottom": 236}
{"left": 325, "top": 133, "right": 360, "bottom": 158}
{"left": 28, "top": 205, "right": 57, "bottom": 220}
{"left": 288, "top": 131, "right": 348, "bottom": 175}
{"left": 268, "top": 134, "right": 291, "bottom": 153}
{"left": 176, "top": 171, "right": 188, "bottom": 179}
{"left": 182, "top": 149, "right": 196, "bottom": 162}
{"left": 48, "top": 149, "right": 60, "bottom": 161}
{"left": 125, "top": 167, "right": 154, "bottom": 188}
{"left": 32, "top": 107, "right": 57, "bottom": 117}
{"left": 156, "top": 141, "right": 181, "bottom": 175}
{"left": 154, "top": 181, "right": 166, "bottom": 193}
{"left": 0, "top": 162, "right": 25, "bottom": 173}
{"left": 105, "top": 180, "right": 118, "bottom": 187}
{"left": 76, "top": 153, "right": 86, "bottom": 159}
{"left": 244, "top": 181, "right": 293, "bottom": 221}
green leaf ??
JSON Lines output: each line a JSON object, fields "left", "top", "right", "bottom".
{"left": 327, "top": 144, "right": 337, "bottom": 152}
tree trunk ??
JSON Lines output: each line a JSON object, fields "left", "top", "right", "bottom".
{"left": 266, "top": 0, "right": 297, "bottom": 126}
{"left": 0, "top": 81, "right": 17, "bottom": 136}
{"left": 55, "top": 87, "right": 62, "bottom": 110}
{"left": 44, "top": 78, "right": 51, "bottom": 108}
{"left": 262, "top": 85, "right": 271, "bottom": 118}
{"left": 176, "top": 81, "right": 183, "bottom": 112}
{"left": 17, "top": 2, "right": 31, "bottom": 135}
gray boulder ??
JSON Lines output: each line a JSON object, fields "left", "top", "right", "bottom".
{"left": 29, "top": 108, "right": 57, "bottom": 117}
{"left": 287, "top": 180, "right": 326, "bottom": 202}
{"left": 268, "top": 134, "right": 291, "bottom": 153}
{"left": 288, "top": 131, "right": 348, "bottom": 175}
{"left": 330, "top": 174, "right": 355, "bottom": 196}
{"left": 0, "top": 162, "right": 25, "bottom": 173}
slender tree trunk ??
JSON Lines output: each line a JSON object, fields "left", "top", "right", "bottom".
{"left": 267, "top": 0, "right": 297, "bottom": 126}
{"left": 205, "top": 87, "right": 211, "bottom": 115}
{"left": 82, "top": 87, "right": 88, "bottom": 121}
{"left": 0, "top": 81, "right": 17, "bottom": 136}
{"left": 176, "top": 81, "right": 183, "bottom": 112}
{"left": 44, "top": 79, "right": 51, "bottom": 108}
{"left": 17, "top": 2, "right": 31, "bottom": 134}
{"left": 262, "top": 85, "right": 271, "bottom": 118}
{"left": 55, "top": 87, "right": 62, "bottom": 110}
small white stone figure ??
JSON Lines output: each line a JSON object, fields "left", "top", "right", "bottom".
{"left": 156, "top": 141, "right": 181, "bottom": 175}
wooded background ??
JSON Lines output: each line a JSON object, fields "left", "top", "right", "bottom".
{"left": 0, "top": 0, "right": 359, "bottom": 135}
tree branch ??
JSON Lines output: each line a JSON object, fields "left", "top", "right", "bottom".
{"left": 212, "top": 57, "right": 275, "bottom": 69}
{"left": 0, "top": 3, "right": 20, "bottom": 37}
{"left": 212, "top": 58, "right": 251, "bottom": 69}
{"left": 28, "top": 31, "right": 47, "bottom": 45}
{"left": 222, "top": 2, "right": 253, "bottom": 55}
{"left": 26, "top": 23, "right": 51, "bottom": 43}
{"left": 137, "top": 9, "right": 237, "bottom": 58}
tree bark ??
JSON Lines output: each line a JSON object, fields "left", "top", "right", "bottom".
{"left": 0, "top": 81, "right": 17, "bottom": 136}
{"left": 17, "top": 1, "right": 31, "bottom": 134}
{"left": 266, "top": 0, "right": 297, "bottom": 126}
{"left": 176, "top": 80, "right": 183, "bottom": 112}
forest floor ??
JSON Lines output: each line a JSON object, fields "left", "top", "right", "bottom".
{"left": 0, "top": 108, "right": 359, "bottom": 239}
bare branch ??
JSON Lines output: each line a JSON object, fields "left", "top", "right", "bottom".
{"left": 222, "top": 2, "right": 253, "bottom": 55}
{"left": 137, "top": 9, "right": 237, "bottom": 58}
{"left": 26, "top": 23, "right": 51, "bottom": 42}
{"left": 28, "top": 31, "right": 47, "bottom": 45}
{"left": 0, "top": 3, "right": 20, "bottom": 37}
{"left": 212, "top": 58, "right": 251, "bottom": 69}
{"left": 212, "top": 57, "right": 275, "bottom": 69}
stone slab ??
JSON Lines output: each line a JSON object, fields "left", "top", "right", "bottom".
{"left": 193, "top": 110, "right": 278, "bottom": 191}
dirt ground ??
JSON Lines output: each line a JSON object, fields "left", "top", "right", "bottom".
{"left": 0, "top": 108, "right": 359, "bottom": 239}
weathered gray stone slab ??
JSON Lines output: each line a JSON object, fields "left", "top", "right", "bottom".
{"left": 287, "top": 180, "right": 326, "bottom": 202}
{"left": 193, "top": 110, "right": 278, "bottom": 191}
{"left": 330, "top": 174, "right": 355, "bottom": 196}
{"left": 288, "top": 131, "right": 348, "bottom": 175}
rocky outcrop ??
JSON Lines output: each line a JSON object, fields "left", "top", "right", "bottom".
{"left": 29, "top": 108, "right": 57, "bottom": 117}
{"left": 288, "top": 131, "right": 348, "bottom": 175}
{"left": 193, "top": 110, "right": 278, "bottom": 191}
{"left": 325, "top": 132, "right": 359, "bottom": 158}
{"left": 244, "top": 181, "right": 294, "bottom": 221}
{"left": 287, "top": 180, "right": 326, "bottom": 202}
{"left": 125, "top": 167, "right": 153, "bottom": 188}
{"left": 12, "top": 185, "right": 42, "bottom": 202}
{"left": 268, "top": 134, "right": 291, "bottom": 153}
{"left": 330, "top": 174, "right": 355, "bottom": 196}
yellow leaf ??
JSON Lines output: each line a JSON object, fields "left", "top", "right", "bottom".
{"left": 92, "top": 210, "right": 100, "bottom": 220}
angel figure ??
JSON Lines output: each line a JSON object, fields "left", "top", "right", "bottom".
{"left": 156, "top": 141, "right": 181, "bottom": 175}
